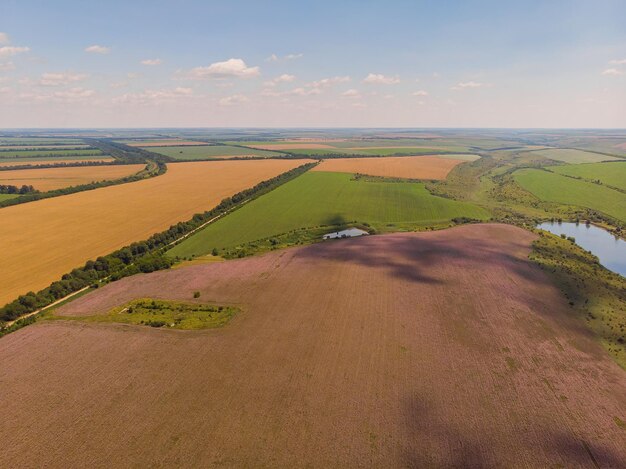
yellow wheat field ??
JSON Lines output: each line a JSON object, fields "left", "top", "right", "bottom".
{"left": 0, "top": 164, "right": 144, "bottom": 191}
{"left": 0, "top": 159, "right": 308, "bottom": 305}
{"left": 312, "top": 156, "right": 466, "bottom": 180}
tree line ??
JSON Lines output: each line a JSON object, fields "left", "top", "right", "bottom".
{"left": 0, "top": 162, "right": 317, "bottom": 325}
{"left": 0, "top": 184, "right": 38, "bottom": 194}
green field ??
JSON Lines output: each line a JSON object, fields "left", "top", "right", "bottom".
{"left": 532, "top": 148, "right": 620, "bottom": 164}
{"left": 0, "top": 149, "right": 103, "bottom": 158}
{"left": 0, "top": 194, "right": 20, "bottom": 201}
{"left": 169, "top": 171, "right": 490, "bottom": 257}
{"left": 0, "top": 155, "right": 114, "bottom": 164}
{"left": 514, "top": 168, "right": 626, "bottom": 222}
{"left": 550, "top": 161, "right": 626, "bottom": 191}
{"left": 145, "top": 145, "right": 285, "bottom": 159}
{"left": 53, "top": 298, "right": 237, "bottom": 330}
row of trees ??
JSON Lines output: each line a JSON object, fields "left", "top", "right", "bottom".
{"left": 0, "top": 162, "right": 317, "bottom": 324}
{"left": 0, "top": 184, "right": 37, "bottom": 194}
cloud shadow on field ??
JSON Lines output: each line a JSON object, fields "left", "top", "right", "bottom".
{"left": 401, "top": 393, "right": 626, "bottom": 468}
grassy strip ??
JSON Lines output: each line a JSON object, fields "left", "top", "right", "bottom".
{"left": 0, "top": 162, "right": 316, "bottom": 328}
{"left": 530, "top": 231, "right": 626, "bottom": 369}
{"left": 50, "top": 298, "right": 238, "bottom": 330}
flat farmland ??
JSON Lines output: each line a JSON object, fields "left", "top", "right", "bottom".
{"left": 550, "top": 161, "right": 626, "bottom": 191}
{"left": 125, "top": 140, "right": 209, "bottom": 147}
{"left": 0, "top": 159, "right": 307, "bottom": 305}
{"left": 169, "top": 171, "right": 489, "bottom": 257}
{"left": 2, "top": 225, "right": 625, "bottom": 467}
{"left": 312, "top": 156, "right": 469, "bottom": 180}
{"left": 0, "top": 148, "right": 103, "bottom": 158}
{"left": 0, "top": 156, "right": 114, "bottom": 166}
{"left": 0, "top": 164, "right": 144, "bottom": 191}
{"left": 533, "top": 148, "right": 620, "bottom": 164}
{"left": 0, "top": 194, "right": 19, "bottom": 202}
{"left": 146, "top": 145, "right": 284, "bottom": 159}
{"left": 514, "top": 168, "right": 626, "bottom": 222}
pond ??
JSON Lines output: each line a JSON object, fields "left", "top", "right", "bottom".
{"left": 537, "top": 221, "right": 626, "bottom": 277}
{"left": 323, "top": 228, "right": 369, "bottom": 240}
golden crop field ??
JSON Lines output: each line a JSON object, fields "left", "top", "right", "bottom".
{"left": 312, "top": 155, "right": 467, "bottom": 180}
{"left": 0, "top": 164, "right": 144, "bottom": 191}
{"left": 0, "top": 159, "right": 308, "bottom": 305}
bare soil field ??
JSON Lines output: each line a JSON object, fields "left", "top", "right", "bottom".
{"left": 0, "top": 164, "right": 144, "bottom": 191}
{"left": 0, "top": 159, "right": 307, "bottom": 305}
{"left": 125, "top": 140, "right": 209, "bottom": 147}
{"left": 1, "top": 224, "right": 624, "bottom": 467}
{"left": 312, "top": 155, "right": 467, "bottom": 180}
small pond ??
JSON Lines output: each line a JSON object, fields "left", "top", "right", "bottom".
{"left": 537, "top": 221, "right": 625, "bottom": 277}
{"left": 323, "top": 228, "right": 369, "bottom": 240}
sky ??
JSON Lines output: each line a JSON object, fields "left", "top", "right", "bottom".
{"left": 0, "top": 0, "right": 625, "bottom": 128}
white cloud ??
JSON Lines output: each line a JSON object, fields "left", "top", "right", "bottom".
{"left": 452, "top": 81, "right": 484, "bottom": 90}
{"left": 310, "top": 76, "right": 350, "bottom": 88}
{"left": 0, "top": 33, "right": 9, "bottom": 45}
{"left": 602, "top": 68, "right": 623, "bottom": 76}
{"left": 39, "top": 72, "right": 88, "bottom": 86}
{"left": 363, "top": 73, "right": 400, "bottom": 85}
{"left": 114, "top": 87, "right": 193, "bottom": 105}
{"left": 85, "top": 45, "right": 110, "bottom": 54}
{"left": 266, "top": 53, "right": 303, "bottom": 62}
{"left": 141, "top": 58, "right": 162, "bottom": 66}
{"left": 289, "top": 87, "right": 321, "bottom": 96}
{"left": 412, "top": 90, "right": 429, "bottom": 96}
{"left": 0, "top": 46, "right": 30, "bottom": 58}
{"left": 53, "top": 87, "right": 95, "bottom": 99}
{"left": 187, "top": 58, "right": 259, "bottom": 79}
{"left": 342, "top": 89, "right": 361, "bottom": 98}
{"left": 219, "top": 93, "right": 249, "bottom": 106}
{"left": 0, "top": 61, "right": 15, "bottom": 71}
{"left": 608, "top": 58, "right": 626, "bottom": 65}
{"left": 264, "top": 74, "right": 296, "bottom": 86}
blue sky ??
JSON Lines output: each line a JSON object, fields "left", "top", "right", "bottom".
{"left": 0, "top": 0, "right": 625, "bottom": 127}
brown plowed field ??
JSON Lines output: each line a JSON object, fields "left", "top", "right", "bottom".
{"left": 313, "top": 155, "right": 466, "bottom": 180}
{"left": 0, "top": 164, "right": 144, "bottom": 191}
{"left": 1, "top": 224, "right": 624, "bottom": 467}
{"left": 0, "top": 159, "right": 307, "bottom": 305}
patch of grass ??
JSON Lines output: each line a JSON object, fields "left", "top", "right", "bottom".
{"left": 530, "top": 231, "right": 626, "bottom": 369}
{"left": 53, "top": 298, "right": 238, "bottom": 330}
{"left": 514, "top": 169, "right": 626, "bottom": 222}
{"left": 550, "top": 161, "right": 626, "bottom": 191}
{"left": 532, "top": 148, "right": 619, "bottom": 164}
{"left": 168, "top": 171, "right": 489, "bottom": 257}
{"left": 145, "top": 145, "right": 284, "bottom": 159}
{"left": 0, "top": 194, "right": 20, "bottom": 201}
{"left": 0, "top": 149, "right": 103, "bottom": 158}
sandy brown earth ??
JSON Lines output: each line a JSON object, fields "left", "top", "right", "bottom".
{"left": 0, "top": 164, "right": 144, "bottom": 191}
{"left": 0, "top": 224, "right": 625, "bottom": 468}
{"left": 312, "top": 156, "right": 466, "bottom": 180}
{"left": 0, "top": 159, "right": 307, "bottom": 305}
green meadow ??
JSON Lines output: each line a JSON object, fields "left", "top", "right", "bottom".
{"left": 145, "top": 145, "right": 284, "bottom": 159}
{"left": 169, "top": 171, "right": 489, "bottom": 257}
{"left": 550, "top": 161, "right": 626, "bottom": 191}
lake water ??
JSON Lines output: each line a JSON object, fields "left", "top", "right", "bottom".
{"left": 537, "top": 222, "right": 626, "bottom": 277}
{"left": 323, "top": 228, "right": 369, "bottom": 240}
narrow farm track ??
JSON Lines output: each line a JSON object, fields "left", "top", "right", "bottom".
{"left": 0, "top": 224, "right": 624, "bottom": 467}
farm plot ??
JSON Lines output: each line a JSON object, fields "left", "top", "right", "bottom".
{"left": 532, "top": 148, "right": 620, "bottom": 164}
{"left": 312, "top": 156, "right": 470, "bottom": 180}
{"left": 145, "top": 145, "right": 285, "bottom": 159}
{"left": 0, "top": 148, "right": 104, "bottom": 159}
{"left": 514, "top": 168, "right": 626, "bottom": 222}
{"left": 168, "top": 171, "right": 489, "bottom": 257}
{"left": 0, "top": 156, "right": 114, "bottom": 166}
{"left": 550, "top": 161, "right": 626, "bottom": 191}
{"left": 0, "top": 159, "right": 308, "bottom": 305}
{"left": 124, "top": 140, "right": 209, "bottom": 147}
{"left": 0, "top": 164, "right": 144, "bottom": 191}
{"left": 2, "top": 225, "right": 625, "bottom": 467}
